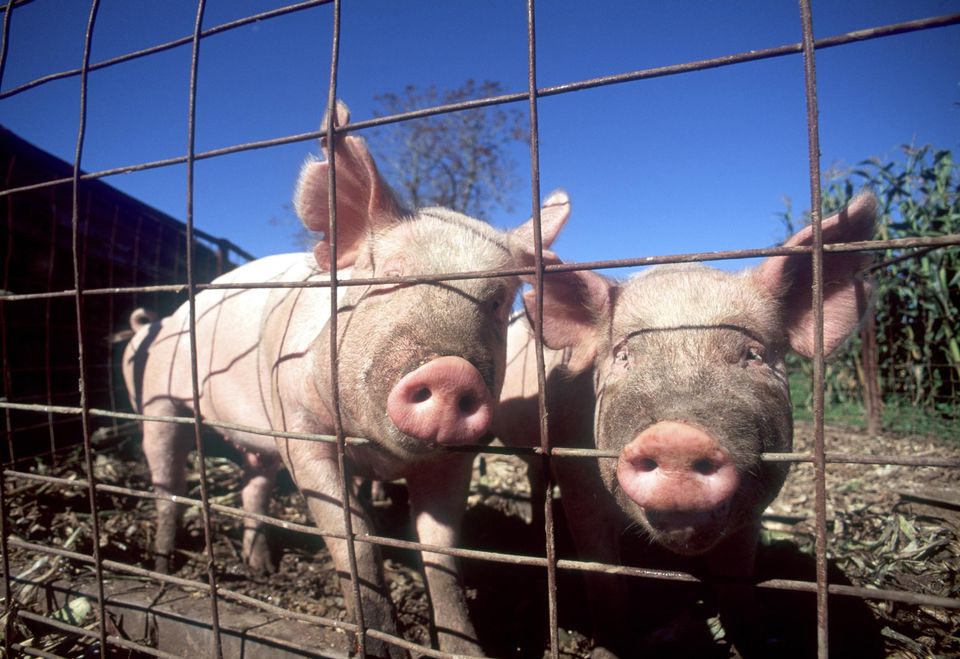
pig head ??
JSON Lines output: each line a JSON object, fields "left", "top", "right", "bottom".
{"left": 498, "top": 193, "right": 877, "bottom": 654}
{"left": 123, "top": 100, "right": 570, "bottom": 658}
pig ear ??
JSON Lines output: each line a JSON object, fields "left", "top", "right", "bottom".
{"left": 509, "top": 190, "right": 570, "bottom": 254}
{"left": 523, "top": 255, "right": 615, "bottom": 372}
{"left": 754, "top": 191, "right": 878, "bottom": 358}
{"left": 295, "top": 100, "right": 403, "bottom": 271}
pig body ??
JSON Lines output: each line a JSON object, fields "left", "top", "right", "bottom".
{"left": 497, "top": 194, "right": 877, "bottom": 655}
{"left": 123, "top": 101, "right": 569, "bottom": 658}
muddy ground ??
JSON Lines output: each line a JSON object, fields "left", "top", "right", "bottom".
{"left": 3, "top": 420, "right": 958, "bottom": 657}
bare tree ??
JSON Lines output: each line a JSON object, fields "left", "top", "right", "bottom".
{"left": 370, "top": 80, "right": 528, "bottom": 220}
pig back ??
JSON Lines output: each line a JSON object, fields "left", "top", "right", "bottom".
{"left": 131, "top": 253, "right": 336, "bottom": 454}
{"left": 497, "top": 315, "right": 594, "bottom": 450}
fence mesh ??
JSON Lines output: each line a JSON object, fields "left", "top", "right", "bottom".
{"left": 1, "top": 2, "right": 958, "bottom": 658}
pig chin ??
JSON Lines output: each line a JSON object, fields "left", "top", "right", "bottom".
{"left": 382, "top": 424, "right": 447, "bottom": 460}
{"left": 635, "top": 504, "right": 732, "bottom": 555}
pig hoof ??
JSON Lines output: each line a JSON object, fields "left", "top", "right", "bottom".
{"left": 245, "top": 556, "right": 278, "bottom": 576}
{"left": 243, "top": 529, "right": 278, "bottom": 574}
{"left": 243, "top": 549, "right": 278, "bottom": 575}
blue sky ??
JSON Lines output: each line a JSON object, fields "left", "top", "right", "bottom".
{"left": 1, "top": 0, "right": 958, "bottom": 275}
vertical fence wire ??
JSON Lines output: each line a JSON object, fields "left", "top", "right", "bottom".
{"left": 0, "top": 3, "right": 14, "bottom": 653}
{"left": 0, "top": 4, "right": 956, "bottom": 657}
{"left": 44, "top": 189, "right": 58, "bottom": 465}
{"left": 525, "top": 1, "right": 561, "bottom": 657}
{"left": 322, "top": 2, "right": 369, "bottom": 656}
{"left": 0, "top": 0, "right": 10, "bottom": 90}
{"left": 797, "top": 1, "right": 831, "bottom": 657}
{"left": 106, "top": 204, "right": 120, "bottom": 433}
{"left": 1, "top": 176, "right": 9, "bottom": 465}
{"left": 70, "top": 1, "right": 108, "bottom": 656}
{"left": 183, "top": 1, "right": 225, "bottom": 656}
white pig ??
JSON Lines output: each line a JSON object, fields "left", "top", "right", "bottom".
{"left": 123, "top": 101, "right": 569, "bottom": 657}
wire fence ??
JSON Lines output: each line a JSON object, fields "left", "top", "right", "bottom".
{"left": 1, "top": 2, "right": 959, "bottom": 658}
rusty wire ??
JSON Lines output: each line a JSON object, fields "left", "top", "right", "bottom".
{"left": 6, "top": 515, "right": 959, "bottom": 623}
{"left": 320, "top": 1, "right": 370, "bottom": 656}
{"left": 0, "top": 4, "right": 12, "bottom": 652}
{"left": 0, "top": 11, "right": 958, "bottom": 203}
{"left": 5, "top": 398, "right": 960, "bottom": 470}
{"left": 524, "top": 2, "right": 561, "bottom": 657}
{"left": 2, "top": 232, "right": 958, "bottom": 306}
{"left": 0, "top": 0, "right": 333, "bottom": 102}
{"left": 182, "top": 1, "right": 224, "bottom": 656}
{"left": 797, "top": 1, "right": 832, "bottom": 656}
{"left": 0, "top": 2, "right": 958, "bottom": 658}
{"left": 69, "top": 2, "right": 108, "bottom": 658}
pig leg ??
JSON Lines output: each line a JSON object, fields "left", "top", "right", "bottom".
{"left": 240, "top": 451, "right": 282, "bottom": 574}
{"left": 406, "top": 454, "right": 480, "bottom": 655}
{"left": 553, "top": 457, "right": 632, "bottom": 658}
{"left": 278, "top": 442, "right": 404, "bottom": 659}
{"left": 706, "top": 521, "right": 765, "bottom": 654}
{"left": 141, "top": 415, "right": 193, "bottom": 574}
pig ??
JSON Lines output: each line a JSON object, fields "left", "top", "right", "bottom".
{"left": 497, "top": 193, "right": 877, "bottom": 656}
{"left": 122, "top": 100, "right": 570, "bottom": 658}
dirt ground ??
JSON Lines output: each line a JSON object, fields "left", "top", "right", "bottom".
{"left": 2, "top": 420, "right": 958, "bottom": 658}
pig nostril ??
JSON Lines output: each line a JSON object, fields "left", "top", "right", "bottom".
{"left": 639, "top": 458, "right": 658, "bottom": 472}
{"left": 412, "top": 387, "right": 431, "bottom": 404}
{"left": 693, "top": 458, "right": 718, "bottom": 476}
{"left": 457, "top": 394, "right": 477, "bottom": 415}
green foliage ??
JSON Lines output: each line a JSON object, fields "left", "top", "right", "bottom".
{"left": 789, "top": 372, "right": 959, "bottom": 439}
{"left": 782, "top": 146, "right": 960, "bottom": 435}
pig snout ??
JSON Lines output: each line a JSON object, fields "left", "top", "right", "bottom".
{"left": 616, "top": 421, "right": 739, "bottom": 553}
{"left": 386, "top": 356, "right": 493, "bottom": 445}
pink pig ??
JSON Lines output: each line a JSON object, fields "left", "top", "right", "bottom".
{"left": 123, "top": 101, "right": 569, "bottom": 657}
{"left": 498, "top": 193, "right": 877, "bottom": 656}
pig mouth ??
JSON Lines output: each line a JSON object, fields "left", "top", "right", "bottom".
{"left": 640, "top": 506, "right": 732, "bottom": 556}
{"left": 377, "top": 405, "right": 496, "bottom": 461}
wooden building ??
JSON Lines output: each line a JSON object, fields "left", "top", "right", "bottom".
{"left": 0, "top": 127, "right": 249, "bottom": 463}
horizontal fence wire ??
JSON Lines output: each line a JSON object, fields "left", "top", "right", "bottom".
{"left": 5, "top": 510, "right": 959, "bottom": 615}
{"left": 3, "top": 402, "right": 960, "bottom": 468}
{"left": 0, "top": 11, "right": 957, "bottom": 201}
{"left": 1, "top": 1, "right": 958, "bottom": 658}
{"left": 1, "top": 233, "right": 958, "bottom": 303}
{"left": 0, "top": 0, "right": 333, "bottom": 101}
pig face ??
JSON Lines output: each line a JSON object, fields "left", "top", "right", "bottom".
{"left": 297, "top": 101, "right": 569, "bottom": 462}
{"left": 329, "top": 211, "right": 537, "bottom": 460}
{"left": 526, "top": 194, "right": 877, "bottom": 555}
{"left": 592, "top": 265, "right": 795, "bottom": 554}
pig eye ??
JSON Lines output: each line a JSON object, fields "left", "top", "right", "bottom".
{"left": 484, "top": 287, "right": 509, "bottom": 317}
{"left": 613, "top": 343, "right": 630, "bottom": 366}
{"left": 743, "top": 345, "right": 765, "bottom": 365}
{"left": 380, "top": 255, "right": 405, "bottom": 278}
